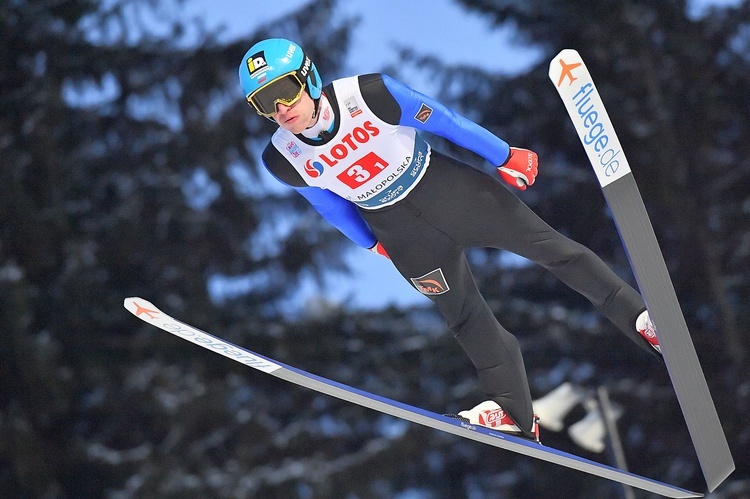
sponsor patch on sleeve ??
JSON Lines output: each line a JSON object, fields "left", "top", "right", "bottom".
{"left": 414, "top": 103, "right": 433, "bottom": 123}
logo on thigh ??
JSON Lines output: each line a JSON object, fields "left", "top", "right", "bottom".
{"left": 411, "top": 268, "right": 450, "bottom": 295}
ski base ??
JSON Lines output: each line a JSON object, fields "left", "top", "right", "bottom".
{"left": 125, "top": 297, "right": 702, "bottom": 498}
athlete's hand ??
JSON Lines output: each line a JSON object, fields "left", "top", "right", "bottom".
{"left": 497, "top": 147, "right": 538, "bottom": 191}
{"left": 369, "top": 241, "right": 390, "bottom": 259}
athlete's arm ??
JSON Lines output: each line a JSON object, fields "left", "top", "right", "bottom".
{"left": 295, "top": 186, "right": 377, "bottom": 248}
{"left": 262, "top": 143, "right": 378, "bottom": 248}
{"left": 359, "top": 73, "right": 511, "bottom": 166}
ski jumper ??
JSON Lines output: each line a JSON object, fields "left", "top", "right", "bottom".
{"left": 261, "top": 73, "right": 655, "bottom": 434}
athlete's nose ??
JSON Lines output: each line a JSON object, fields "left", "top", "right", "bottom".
{"left": 274, "top": 103, "right": 292, "bottom": 121}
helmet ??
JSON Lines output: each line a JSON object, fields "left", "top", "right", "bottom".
{"left": 238, "top": 38, "right": 322, "bottom": 116}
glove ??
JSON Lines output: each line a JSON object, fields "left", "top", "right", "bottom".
{"left": 497, "top": 147, "right": 538, "bottom": 191}
{"left": 369, "top": 241, "right": 390, "bottom": 259}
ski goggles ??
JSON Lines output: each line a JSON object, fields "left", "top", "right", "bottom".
{"left": 247, "top": 72, "right": 307, "bottom": 118}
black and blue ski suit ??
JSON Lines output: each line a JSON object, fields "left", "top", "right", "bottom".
{"left": 261, "top": 73, "right": 655, "bottom": 434}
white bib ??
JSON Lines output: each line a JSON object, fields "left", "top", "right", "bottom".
{"left": 270, "top": 76, "right": 431, "bottom": 209}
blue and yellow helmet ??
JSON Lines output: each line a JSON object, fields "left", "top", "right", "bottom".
{"left": 239, "top": 38, "right": 322, "bottom": 116}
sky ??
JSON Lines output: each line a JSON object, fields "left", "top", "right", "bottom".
{"left": 180, "top": 0, "right": 738, "bottom": 313}
{"left": 182, "top": 0, "right": 541, "bottom": 75}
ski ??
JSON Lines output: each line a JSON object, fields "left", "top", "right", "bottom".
{"left": 125, "top": 297, "right": 702, "bottom": 498}
{"left": 548, "top": 49, "right": 734, "bottom": 492}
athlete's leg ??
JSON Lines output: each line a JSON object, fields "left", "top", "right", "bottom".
{"left": 411, "top": 153, "right": 655, "bottom": 356}
{"left": 362, "top": 201, "right": 535, "bottom": 433}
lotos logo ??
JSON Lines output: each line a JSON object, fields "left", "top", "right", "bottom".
{"left": 247, "top": 51, "right": 268, "bottom": 76}
{"left": 316, "top": 121, "right": 380, "bottom": 167}
{"left": 304, "top": 159, "right": 325, "bottom": 178}
{"left": 411, "top": 268, "right": 450, "bottom": 296}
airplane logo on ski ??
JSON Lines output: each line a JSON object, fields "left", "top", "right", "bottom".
{"left": 132, "top": 301, "right": 160, "bottom": 319}
{"left": 555, "top": 58, "right": 582, "bottom": 87}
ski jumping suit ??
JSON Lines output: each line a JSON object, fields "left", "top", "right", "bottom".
{"left": 262, "top": 73, "right": 656, "bottom": 434}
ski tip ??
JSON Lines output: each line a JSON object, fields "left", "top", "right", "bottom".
{"left": 548, "top": 49, "right": 586, "bottom": 85}
{"left": 124, "top": 296, "right": 141, "bottom": 309}
{"left": 552, "top": 48, "right": 580, "bottom": 59}
{"left": 549, "top": 48, "right": 581, "bottom": 69}
{"left": 124, "top": 296, "right": 149, "bottom": 306}
{"left": 123, "top": 297, "right": 160, "bottom": 319}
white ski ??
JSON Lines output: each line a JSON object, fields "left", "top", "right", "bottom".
{"left": 549, "top": 49, "right": 734, "bottom": 492}
{"left": 125, "top": 297, "right": 702, "bottom": 498}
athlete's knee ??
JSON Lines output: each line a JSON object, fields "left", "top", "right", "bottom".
{"left": 541, "top": 240, "right": 591, "bottom": 271}
{"left": 442, "top": 297, "right": 488, "bottom": 332}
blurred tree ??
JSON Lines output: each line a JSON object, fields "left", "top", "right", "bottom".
{"left": 2, "top": 0, "right": 748, "bottom": 497}
{"left": 0, "top": 0, "right": 358, "bottom": 496}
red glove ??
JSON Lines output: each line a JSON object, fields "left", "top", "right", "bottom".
{"left": 369, "top": 241, "right": 390, "bottom": 259}
{"left": 497, "top": 147, "right": 538, "bottom": 191}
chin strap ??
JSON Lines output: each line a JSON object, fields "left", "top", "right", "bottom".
{"left": 311, "top": 96, "right": 321, "bottom": 120}
{"left": 302, "top": 93, "right": 335, "bottom": 140}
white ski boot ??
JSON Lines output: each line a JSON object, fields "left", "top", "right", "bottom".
{"left": 453, "top": 400, "right": 540, "bottom": 442}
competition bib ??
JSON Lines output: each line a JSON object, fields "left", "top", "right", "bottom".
{"left": 271, "top": 76, "right": 430, "bottom": 209}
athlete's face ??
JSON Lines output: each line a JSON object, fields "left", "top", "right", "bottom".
{"left": 273, "top": 91, "right": 317, "bottom": 134}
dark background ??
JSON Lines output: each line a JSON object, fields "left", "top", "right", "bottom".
{"left": 2, "top": 0, "right": 748, "bottom": 497}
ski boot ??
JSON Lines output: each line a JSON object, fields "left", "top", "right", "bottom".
{"left": 448, "top": 400, "right": 541, "bottom": 443}
{"left": 636, "top": 310, "right": 661, "bottom": 353}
